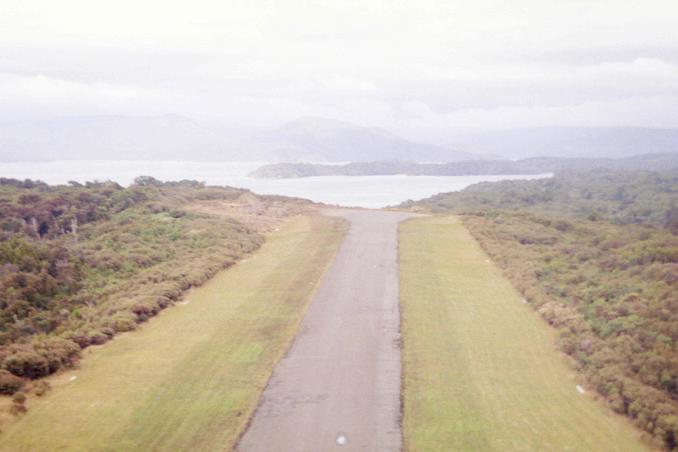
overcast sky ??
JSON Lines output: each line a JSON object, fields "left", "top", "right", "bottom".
{"left": 1, "top": 0, "right": 677, "bottom": 141}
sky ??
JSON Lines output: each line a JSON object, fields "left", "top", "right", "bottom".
{"left": 1, "top": 0, "right": 677, "bottom": 142}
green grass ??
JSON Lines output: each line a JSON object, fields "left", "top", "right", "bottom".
{"left": 399, "top": 216, "right": 649, "bottom": 451}
{"left": 0, "top": 214, "right": 346, "bottom": 451}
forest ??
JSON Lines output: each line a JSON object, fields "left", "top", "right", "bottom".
{"left": 404, "top": 169, "right": 678, "bottom": 449}
{"left": 0, "top": 177, "right": 291, "bottom": 401}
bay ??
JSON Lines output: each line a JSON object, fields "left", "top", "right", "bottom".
{"left": 0, "top": 161, "right": 550, "bottom": 208}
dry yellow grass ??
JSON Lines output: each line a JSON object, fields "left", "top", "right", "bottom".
{"left": 0, "top": 214, "right": 346, "bottom": 451}
{"left": 399, "top": 216, "right": 649, "bottom": 451}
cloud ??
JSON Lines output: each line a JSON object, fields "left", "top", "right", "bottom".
{"left": 0, "top": 73, "right": 172, "bottom": 120}
{"left": 0, "top": 73, "right": 137, "bottom": 103}
{"left": 0, "top": 0, "right": 677, "bottom": 134}
{"left": 395, "top": 95, "right": 678, "bottom": 143}
{"left": 321, "top": 76, "right": 378, "bottom": 93}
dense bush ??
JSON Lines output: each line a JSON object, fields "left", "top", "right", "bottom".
{"left": 2, "top": 350, "right": 50, "bottom": 379}
{"left": 404, "top": 170, "right": 678, "bottom": 228}
{"left": 0, "top": 178, "right": 268, "bottom": 388}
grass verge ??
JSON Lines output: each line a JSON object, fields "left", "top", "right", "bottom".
{"left": 399, "top": 216, "right": 649, "bottom": 451}
{"left": 0, "top": 214, "right": 346, "bottom": 451}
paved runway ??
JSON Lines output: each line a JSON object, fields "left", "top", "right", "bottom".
{"left": 237, "top": 209, "right": 415, "bottom": 451}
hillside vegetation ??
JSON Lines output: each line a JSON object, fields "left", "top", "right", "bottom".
{"left": 0, "top": 177, "right": 308, "bottom": 398}
{"left": 402, "top": 170, "right": 678, "bottom": 449}
{"left": 404, "top": 170, "right": 678, "bottom": 227}
{"left": 250, "top": 154, "right": 678, "bottom": 179}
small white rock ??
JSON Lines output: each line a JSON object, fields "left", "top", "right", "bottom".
{"left": 69, "top": 376, "right": 78, "bottom": 382}
{"left": 576, "top": 385, "right": 585, "bottom": 394}
{"left": 336, "top": 434, "right": 347, "bottom": 446}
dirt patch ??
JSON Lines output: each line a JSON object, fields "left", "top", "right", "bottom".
{"left": 186, "top": 193, "right": 317, "bottom": 233}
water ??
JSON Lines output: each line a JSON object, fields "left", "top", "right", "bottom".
{"left": 0, "top": 161, "right": 551, "bottom": 208}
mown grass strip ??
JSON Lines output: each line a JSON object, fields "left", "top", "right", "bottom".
{"left": 399, "top": 216, "right": 648, "bottom": 451}
{"left": 0, "top": 214, "right": 346, "bottom": 451}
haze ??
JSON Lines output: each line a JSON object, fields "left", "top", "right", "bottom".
{"left": 1, "top": 0, "right": 678, "bottom": 151}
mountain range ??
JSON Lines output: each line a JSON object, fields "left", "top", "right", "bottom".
{"left": 446, "top": 127, "right": 678, "bottom": 159}
{"left": 0, "top": 115, "right": 474, "bottom": 162}
{"left": 1, "top": 115, "right": 677, "bottom": 162}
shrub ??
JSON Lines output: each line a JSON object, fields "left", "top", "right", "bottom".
{"left": 2, "top": 351, "right": 50, "bottom": 379}
{"left": 12, "top": 392, "right": 26, "bottom": 404}
{"left": 131, "top": 300, "right": 159, "bottom": 322}
{"left": 0, "top": 369, "right": 24, "bottom": 395}
{"left": 111, "top": 314, "right": 137, "bottom": 333}
{"left": 68, "top": 333, "right": 91, "bottom": 349}
{"left": 155, "top": 296, "right": 171, "bottom": 309}
{"left": 33, "top": 380, "right": 51, "bottom": 397}
{"left": 10, "top": 391, "right": 28, "bottom": 415}
{"left": 88, "top": 330, "right": 109, "bottom": 345}
{"left": 100, "top": 327, "right": 115, "bottom": 338}
{"left": 34, "top": 338, "right": 80, "bottom": 372}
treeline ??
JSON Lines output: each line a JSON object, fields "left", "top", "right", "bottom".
{"left": 250, "top": 153, "right": 678, "bottom": 178}
{"left": 404, "top": 170, "right": 678, "bottom": 228}
{"left": 0, "top": 177, "right": 266, "bottom": 396}
{"left": 402, "top": 170, "right": 678, "bottom": 449}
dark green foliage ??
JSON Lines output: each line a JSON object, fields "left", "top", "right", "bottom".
{"left": 405, "top": 169, "right": 678, "bottom": 449}
{"left": 0, "top": 177, "right": 265, "bottom": 386}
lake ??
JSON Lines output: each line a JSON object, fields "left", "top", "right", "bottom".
{"left": 0, "top": 161, "right": 551, "bottom": 208}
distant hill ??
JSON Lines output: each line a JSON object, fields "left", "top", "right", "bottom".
{"left": 266, "top": 117, "right": 477, "bottom": 162}
{"left": 447, "top": 127, "right": 678, "bottom": 159}
{"left": 3, "top": 116, "right": 677, "bottom": 163}
{"left": 250, "top": 153, "right": 678, "bottom": 178}
{"left": 0, "top": 115, "right": 264, "bottom": 161}
{"left": 0, "top": 115, "right": 477, "bottom": 162}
